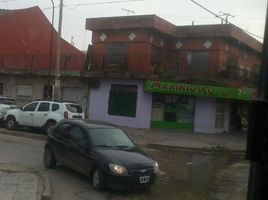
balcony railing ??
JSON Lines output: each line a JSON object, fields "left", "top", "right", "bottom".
{"left": 0, "top": 54, "right": 86, "bottom": 72}
{"left": 0, "top": 54, "right": 259, "bottom": 85}
{"left": 89, "top": 54, "right": 259, "bottom": 85}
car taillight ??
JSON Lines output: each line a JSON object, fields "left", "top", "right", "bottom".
{"left": 64, "top": 111, "right": 68, "bottom": 119}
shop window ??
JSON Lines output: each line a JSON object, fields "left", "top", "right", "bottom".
{"left": 215, "top": 100, "right": 225, "bottom": 129}
{"left": 177, "top": 97, "right": 195, "bottom": 123}
{"left": 187, "top": 51, "right": 209, "bottom": 73}
{"left": 108, "top": 84, "right": 137, "bottom": 117}
{"left": 151, "top": 94, "right": 195, "bottom": 124}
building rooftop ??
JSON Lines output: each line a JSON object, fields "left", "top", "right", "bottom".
{"left": 86, "top": 15, "right": 262, "bottom": 53}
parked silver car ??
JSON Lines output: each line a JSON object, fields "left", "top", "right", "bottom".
{"left": 0, "top": 96, "right": 17, "bottom": 122}
{"left": 5, "top": 100, "right": 85, "bottom": 134}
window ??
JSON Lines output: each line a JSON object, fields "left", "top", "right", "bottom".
{"left": 24, "top": 102, "right": 38, "bottom": 112}
{"left": 37, "top": 103, "right": 50, "bottom": 112}
{"left": 69, "top": 126, "right": 88, "bottom": 150}
{"left": 54, "top": 123, "right": 71, "bottom": 138}
{"left": 0, "top": 98, "right": 15, "bottom": 105}
{"left": 69, "top": 126, "right": 86, "bottom": 142}
{"left": 65, "top": 104, "right": 83, "bottom": 113}
{"left": 105, "top": 43, "right": 128, "bottom": 67}
{"left": 215, "top": 101, "right": 225, "bottom": 129}
{"left": 108, "top": 84, "right": 137, "bottom": 117}
{"left": 187, "top": 51, "right": 210, "bottom": 73}
{"left": 52, "top": 104, "right": 60, "bottom": 111}
{"left": 152, "top": 46, "right": 162, "bottom": 72}
{"left": 17, "top": 85, "right": 33, "bottom": 98}
{"left": 90, "top": 128, "right": 134, "bottom": 147}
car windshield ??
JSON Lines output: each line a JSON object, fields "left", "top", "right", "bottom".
{"left": 65, "top": 104, "right": 83, "bottom": 113}
{"left": 90, "top": 128, "right": 135, "bottom": 148}
{"left": 0, "top": 98, "right": 16, "bottom": 105}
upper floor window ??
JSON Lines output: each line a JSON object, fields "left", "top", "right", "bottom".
{"left": 104, "top": 43, "right": 128, "bottom": 67}
{"left": 187, "top": 51, "right": 210, "bottom": 73}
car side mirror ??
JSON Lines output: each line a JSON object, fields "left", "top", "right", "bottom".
{"left": 20, "top": 107, "right": 24, "bottom": 111}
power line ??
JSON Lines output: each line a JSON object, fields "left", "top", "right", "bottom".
{"left": 43, "top": 0, "right": 144, "bottom": 10}
{"left": 189, "top": 0, "right": 263, "bottom": 40}
{"left": 0, "top": 0, "right": 19, "bottom": 3}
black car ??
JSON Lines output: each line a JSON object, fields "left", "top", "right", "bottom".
{"left": 43, "top": 119, "right": 159, "bottom": 191}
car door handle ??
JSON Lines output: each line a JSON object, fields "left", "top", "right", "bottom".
{"left": 44, "top": 114, "right": 48, "bottom": 116}
{"left": 30, "top": 113, "right": 33, "bottom": 115}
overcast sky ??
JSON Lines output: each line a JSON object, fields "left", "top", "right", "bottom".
{"left": 1, "top": 0, "right": 267, "bottom": 51}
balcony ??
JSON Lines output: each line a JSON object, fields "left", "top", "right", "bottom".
{"left": 0, "top": 54, "right": 86, "bottom": 76}
{"left": 0, "top": 54, "right": 259, "bottom": 86}
{"left": 89, "top": 54, "right": 259, "bottom": 86}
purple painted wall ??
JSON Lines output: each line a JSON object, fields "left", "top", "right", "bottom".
{"left": 194, "top": 97, "right": 230, "bottom": 134}
{"left": 88, "top": 79, "right": 152, "bottom": 128}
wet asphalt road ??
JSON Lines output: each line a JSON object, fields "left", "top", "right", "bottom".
{"left": 0, "top": 130, "right": 247, "bottom": 200}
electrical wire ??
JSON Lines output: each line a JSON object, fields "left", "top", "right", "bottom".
{"left": 43, "top": 0, "right": 144, "bottom": 10}
{"left": 0, "top": 0, "right": 19, "bottom": 3}
{"left": 189, "top": 0, "right": 264, "bottom": 40}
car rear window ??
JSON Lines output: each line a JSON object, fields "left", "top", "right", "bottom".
{"left": 0, "top": 98, "right": 16, "bottom": 105}
{"left": 65, "top": 104, "right": 83, "bottom": 113}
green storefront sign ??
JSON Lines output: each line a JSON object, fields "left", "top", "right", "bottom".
{"left": 145, "top": 80, "right": 254, "bottom": 100}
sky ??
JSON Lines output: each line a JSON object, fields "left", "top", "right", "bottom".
{"left": 0, "top": 0, "right": 267, "bottom": 51}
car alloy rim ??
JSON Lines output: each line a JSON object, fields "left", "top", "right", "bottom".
{"left": 8, "top": 120, "right": 14, "bottom": 127}
{"left": 93, "top": 170, "right": 99, "bottom": 187}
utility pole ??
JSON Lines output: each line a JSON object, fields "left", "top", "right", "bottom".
{"left": 52, "top": 0, "right": 63, "bottom": 100}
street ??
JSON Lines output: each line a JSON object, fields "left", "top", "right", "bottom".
{"left": 0, "top": 130, "right": 248, "bottom": 200}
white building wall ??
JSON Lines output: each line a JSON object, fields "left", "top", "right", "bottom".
{"left": 88, "top": 79, "right": 152, "bottom": 128}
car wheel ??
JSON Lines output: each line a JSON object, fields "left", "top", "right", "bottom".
{"left": 6, "top": 116, "right": 16, "bottom": 130}
{"left": 45, "top": 121, "right": 56, "bottom": 135}
{"left": 92, "top": 167, "right": 106, "bottom": 191}
{"left": 43, "top": 147, "right": 56, "bottom": 168}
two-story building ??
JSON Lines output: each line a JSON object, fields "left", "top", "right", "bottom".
{"left": 85, "top": 15, "right": 262, "bottom": 133}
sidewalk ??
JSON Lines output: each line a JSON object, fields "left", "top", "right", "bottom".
{"left": 0, "top": 164, "right": 50, "bottom": 200}
{"left": 0, "top": 127, "right": 247, "bottom": 152}
{"left": 123, "top": 127, "right": 247, "bottom": 152}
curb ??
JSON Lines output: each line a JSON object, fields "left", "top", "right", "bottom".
{"left": 39, "top": 173, "right": 52, "bottom": 200}
{"left": 0, "top": 128, "right": 47, "bottom": 141}
{"left": 146, "top": 143, "right": 246, "bottom": 154}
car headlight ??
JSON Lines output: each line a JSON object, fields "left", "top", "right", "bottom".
{"left": 154, "top": 161, "right": 159, "bottom": 174}
{"left": 109, "top": 164, "right": 128, "bottom": 175}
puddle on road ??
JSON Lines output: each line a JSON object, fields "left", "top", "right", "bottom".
{"left": 108, "top": 147, "right": 246, "bottom": 200}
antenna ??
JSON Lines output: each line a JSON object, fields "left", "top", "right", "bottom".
{"left": 218, "top": 11, "right": 235, "bottom": 24}
{"left": 122, "top": 8, "right": 135, "bottom": 16}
